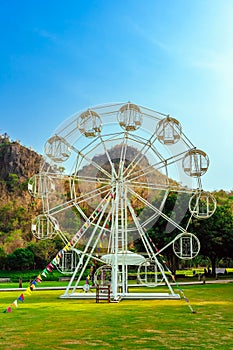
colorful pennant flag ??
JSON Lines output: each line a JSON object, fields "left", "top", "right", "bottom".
{"left": 36, "top": 275, "right": 42, "bottom": 283}
{"left": 30, "top": 283, "right": 36, "bottom": 291}
{"left": 42, "top": 269, "right": 49, "bottom": 278}
{"left": 25, "top": 287, "right": 32, "bottom": 296}
{"left": 46, "top": 265, "right": 53, "bottom": 273}
{"left": 12, "top": 300, "right": 18, "bottom": 308}
{"left": 18, "top": 294, "right": 24, "bottom": 302}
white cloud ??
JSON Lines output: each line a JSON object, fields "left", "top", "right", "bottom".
{"left": 34, "top": 28, "right": 57, "bottom": 42}
{"left": 124, "top": 15, "right": 170, "bottom": 53}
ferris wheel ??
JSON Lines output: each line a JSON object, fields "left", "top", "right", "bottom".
{"left": 29, "top": 102, "right": 216, "bottom": 300}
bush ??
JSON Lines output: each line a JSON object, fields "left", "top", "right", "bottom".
{"left": 6, "top": 247, "right": 34, "bottom": 270}
{"left": 0, "top": 247, "right": 6, "bottom": 269}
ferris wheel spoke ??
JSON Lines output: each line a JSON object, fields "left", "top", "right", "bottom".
{"left": 127, "top": 180, "right": 194, "bottom": 194}
{"left": 99, "top": 135, "right": 118, "bottom": 178}
{"left": 126, "top": 148, "right": 191, "bottom": 184}
{"left": 70, "top": 196, "right": 113, "bottom": 291}
{"left": 123, "top": 130, "right": 159, "bottom": 178}
{"left": 126, "top": 159, "right": 167, "bottom": 183}
{"left": 68, "top": 176, "right": 111, "bottom": 202}
{"left": 118, "top": 132, "right": 129, "bottom": 178}
{"left": 140, "top": 211, "right": 161, "bottom": 229}
{"left": 76, "top": 150, "right": 112, "bottom": 180}
{"left": 126, "top": 185, "right": 169, "bottom": 229}
{"left": 47, "top": 184, "right": 111, "bottom": 216}
{"left": 44, "top": 198, "right": 80, "bottom": 216}
{"left": 73, "top": 177, "right": 111, "bottom": 200}
{"left": 127, "top": 187, "right": 186, "bottom": 233}
{"left": 126, "top": 199, "right": 154, "bottom": 259}
{"left": 77, "top": 207, "right": 111, "bottom": 262}
{"left": 76, "top": 185, "right": 111, "bottom": 205}
{"left": 127, "top": 180, "right": 169, "bottom": 191}
{"left": 44, "top": 173, "right": 72, "bottom": 181}
{"left": 72, "top": 133, "right": 126, "bottom": 180}
{"left": 74, "top": 175, "right": 110, "bottom": 185}
{"left": 71, "top": 190, "right": 114, "bottom": 243}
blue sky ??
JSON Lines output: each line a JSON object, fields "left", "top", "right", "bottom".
{"left": 0, "top": 0, "right": 232, "bottom": 191}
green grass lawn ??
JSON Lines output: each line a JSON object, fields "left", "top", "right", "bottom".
{"left": 1, "top": 283, "right": 233, "bottom": 349}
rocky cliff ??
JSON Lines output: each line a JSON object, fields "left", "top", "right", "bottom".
{"left": 0, "top": 134, "right": 42, "bottom": 253}
{"left": 0, "top": 134, "right": 41, "bottom": 180}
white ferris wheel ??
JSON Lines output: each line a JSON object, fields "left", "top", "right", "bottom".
{"left": 29, "top": 102, "right": 216, "bottom": 301}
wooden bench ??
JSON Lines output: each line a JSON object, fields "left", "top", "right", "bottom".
{"left": 216, "top": 268, "right": 226, "bottom": 274}
{"left": 96, "top": 285, "right": 111, "bottom": 303}
{"left": 0, "top": 278, "right": 11, "bottom": 283}
{"left": 58, "top": 277, "right": 71, "bottom": 282}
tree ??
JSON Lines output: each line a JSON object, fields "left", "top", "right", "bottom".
{"left": 6, "top": 173, "right": 20, "bottom": 192}
{"left": 0, "top": 247, "right": 6, "bottom": 269}
{"left": 135, "top": 192, "right": 192, "bottom": 274}
{"left": 6, "top": 247, "right": 34, "bottom": 270}
{"left": 3, "top": 229, "right": 25, "bottom": 254}
{"left": 190, "top": 205, "right": 233, "bottom": 275}
{"left": 28, "top": 236, "right": 64, "bottom": 269}
{"left": 0, "top": 203, "right": 33, "bottom": 253}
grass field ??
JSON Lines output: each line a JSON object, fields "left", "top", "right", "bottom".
{"left": 1, "top": 283, "right": 233, "bottom": 349}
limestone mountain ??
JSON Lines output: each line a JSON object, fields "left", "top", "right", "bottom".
{"left": 0, "top": 134, "right": 42, "bottom": 253}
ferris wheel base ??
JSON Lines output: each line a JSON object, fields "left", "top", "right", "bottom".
{"left": 60, "top": 292, "right": 181, "bottom": 300}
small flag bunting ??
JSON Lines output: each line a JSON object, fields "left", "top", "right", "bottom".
{"left": 18, "top": 294, "right": 24, "bottom": 302}
{"left": 3, "top": 192, "right": 115, "bottom": 314}
{"left": 12, "top": 300, "right": 18, "bottom": 308}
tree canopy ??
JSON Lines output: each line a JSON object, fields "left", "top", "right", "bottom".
{"left": 190, "top": 204, "right": 233, "bottom": 274}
